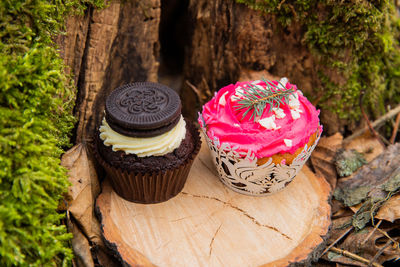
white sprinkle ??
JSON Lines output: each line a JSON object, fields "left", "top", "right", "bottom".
{"left": 284, "top": 139, "right": 292, "bottom": 147}
{"left": 231, "top": 95, "right": 241, "bottom": 101}
{"left": 280, "top": 77, "right": 288, "bottom": 86}
{"left": 236, "top": 88, "right": 245, "bottom": 93}
{"left": 233, "top": 123, "right": 240, "bottom": 127}
{"left": 230, "top": 88, "right": 245, "bottom": 102}
{"left": 251, "top": 80, "right": 263, "bottom": 85}
{"left": 290, "top": 109, "right": 302, "bottom": 120}
{"left": 297, "top": 90, "right": 303, "bottom": 96}
{"left": 219, "top": 91, "right": 229, "bottom": 106}
{"left": 253, "top": 85, "right": 264, "bottom": 91}
{"left": 289, "top": 93, "right": 300, "bottom": 109}
{"left": 272, "top": 107, "right": 286, "bottom": 119}
{"left": 258, "top": 115, "right": 281, "bottom": 130}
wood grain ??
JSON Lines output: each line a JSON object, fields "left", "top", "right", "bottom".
{"left": 58, "top": 0, "right": 161, "bottom": 143}
{"left": 96, "top": 138, "right": 331, "bottom": 266}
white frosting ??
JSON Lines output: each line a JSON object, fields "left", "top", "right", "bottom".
{"left": 99, "top": 115, "right": 186, "bottom": 157}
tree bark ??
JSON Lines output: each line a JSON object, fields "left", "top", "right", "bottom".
{"left": 58, "top": 0, "right": 161, "bottom": 143}
{"left": 181, "top": 0, "right": 342, "bottom": 134}
{"left": 181, "top": 2, "right": 311, "bottom": 109}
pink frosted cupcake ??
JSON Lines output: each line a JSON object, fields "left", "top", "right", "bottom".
{"left": 199, "top": 78, "right": 322, "bottom": 195}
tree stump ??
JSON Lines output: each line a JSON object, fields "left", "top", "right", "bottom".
{"left": 95, "top": 137, "right": 331, "bottom": 266}
{"left": 57, "top": 0, "right": 161, "bottom": 143}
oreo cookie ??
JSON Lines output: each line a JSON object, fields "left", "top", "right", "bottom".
{"left": 105, "top": 82, "right": 181, "bottom": 137}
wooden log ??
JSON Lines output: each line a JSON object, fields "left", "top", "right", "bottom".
{"left": 95, "top": 138, "right": 332, "bottom": 266}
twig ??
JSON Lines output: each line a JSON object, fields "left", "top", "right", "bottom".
{"left": 321, "top": 226, "right": 353, "bottom": 256}
{"left": 390, "top": 112, "right": 400, "bottom": 144}
{"left": 287, "top": 4, "right": 297, "bottom": 18}
{"left": 361, "top": 219, "right": 382, "bottom": 246}
{"left": 378, "top": 133, "right": 391, "bottom": 146}
{"left": 277, "top": 0, "right": 286, "bottom": 10}
{"left": 359, "top": 91, "right": 386, "bottom": 147}
{"left": 369, "top": 239, "right": 392, "bottom": 267}
{"left": 377, "top": 228, "right": 400, "bottom": 248}
{"left": 185, "top": 80, "right": 202, "bottom": 105}
{"left": 329, "top": 247, "right": 384, "bottom": 267}
{"left": 344, "top": 103, "right": 400, "bottom": 144}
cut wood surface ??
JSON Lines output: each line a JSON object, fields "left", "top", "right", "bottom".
{"left": 96, "top": 137, "right": 332, "bottom": 267}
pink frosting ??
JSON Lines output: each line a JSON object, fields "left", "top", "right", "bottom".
{"left": 199, "top": 80, "right": 322, "bottom": 158}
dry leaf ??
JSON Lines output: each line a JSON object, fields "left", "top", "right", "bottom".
{"left": 314, "top": 261, "right": 336, "bottom": 267}
{"left": 326, "top": 216, "right": 353, "bottom": 243}
{"left": 344, "top": 132, "right": 384, "bottom": 163}
{"left": 335, "top": 143, "right": 400, "bottom": 208}
{"left": 68, "top": 218, "right": 95, "bottom": 267}
{"left": 349, "top": 203, "right": 362, "bottom": 214}
{"left": 325, "top": 252, "right": 365, "bottom": 267}
{"left": 332, "top": 199, "right": 353, "bottom": 219}
{"left": 340, "top": 225, "right": 400, "bottom": 264}
{"left": 376, "top": 194, "right": 400, "bottom": 223}
{"left": 92, "top": 246, "right": 121, "bottom": 267}
{"left": 310, "top": 132, "right": 343, "bottom": 189}
{"left": 61, "top": 143, "right": 102, "bottom": 245}
{"left": 323, "top": 224, "right": 400, "bottom": 266}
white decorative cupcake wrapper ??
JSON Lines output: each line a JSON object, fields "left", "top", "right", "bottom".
{"left": 200, "top": 118, "right": 321, "bottom": 196}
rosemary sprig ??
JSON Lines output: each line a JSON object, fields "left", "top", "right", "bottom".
{"left": 234, "top": 78, "right": 295, "bottom": 121}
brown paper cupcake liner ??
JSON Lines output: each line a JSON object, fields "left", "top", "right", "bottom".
{"left": 92, "top": 121, "right": 201, "bottom": 204}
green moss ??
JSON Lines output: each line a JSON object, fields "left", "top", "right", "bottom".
{"left": 236, "top": 0, "right": 400, "bottom": 120}
{"left": 335, "top": 149, "right": 367, "bottom": 177}
{"left": 0, "top": 0, "right": 105, "bottom": 266}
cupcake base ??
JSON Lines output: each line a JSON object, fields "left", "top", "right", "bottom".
{"left": 202, "top": 127, "right": 321, "bottom": 196}
{"left": 92, "top": 121, "right": 201, "bottom": 203}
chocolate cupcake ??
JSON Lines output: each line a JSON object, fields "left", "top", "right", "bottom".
{"left": 93, "top": 82, "right": 201, "bottom": 203}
